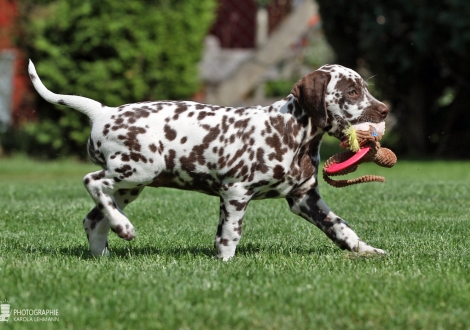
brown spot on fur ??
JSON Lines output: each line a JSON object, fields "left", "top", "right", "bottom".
{"left": 273, "top": 165, "right": 285, "bottom": 180}
{"left": 198, "top": 112, "right": 207, "bottom": 120}
{"left": 229, "top": 200, "right": 246, "bottom": 211}
{"left": 103, "top": 124, "right": 110, "bottom": 136}
{"left": 115, "top": 164, "right": 133, "bottom": 178}
{"left": 220, "top": 238, "right": 229, "bottom": 246}
{"left": 164, "top": 125, "right": 177, "bottom": 141}
{"left": 92, "top": 171, "right": 106, "bottom": 180}
{"left": 112, "top": 225, "right": 123, "bottom": 234}
{"left": 165, "top": 149, "right": 176, "bottom": 169}
{"left": 87, "top": 207, "right": 104, "bottom": 222}
{"left": 234, "top": 118, "right": 250, "bottom": 129}
{"left": 266, "top": 134, "right": 287, "bottom": 162}
{"left": 255, "top": 148, "right": 268, "bottom": 173}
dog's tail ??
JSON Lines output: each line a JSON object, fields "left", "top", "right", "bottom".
{"left": 28, "top": 60, "right": 105, "bottom": 120}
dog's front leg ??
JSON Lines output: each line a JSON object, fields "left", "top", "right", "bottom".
{"left": 287, "top": 188, "right": 385, "bottom": 254}
{"left": 215, "top": 186, "right": 252, "bottom": 261}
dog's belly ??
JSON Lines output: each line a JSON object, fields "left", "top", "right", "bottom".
{"left": 148, "top": 171, "right": 221, "bottom": 196}
{"left": 147, "top": 167, "right": 311, "bottom": 200}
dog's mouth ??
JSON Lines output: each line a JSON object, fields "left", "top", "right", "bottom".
{"left": 341, "top": 121, "right": 385, "bottom": 148}
{"left": 349, "top": 116, "right": 385, "bottom": 125}
{"left": 326, "top": 121, "right": 386, "bottom": 174}
{"left": 349, "top": 121, "right": 385, "bottom": 136}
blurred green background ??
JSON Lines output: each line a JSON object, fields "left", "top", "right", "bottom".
{"left": 0, "top": 0, "right": 469, "bottom": 159}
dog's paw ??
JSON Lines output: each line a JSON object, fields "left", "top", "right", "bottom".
{"left": 111, "top": 223, "right": 136, "bottom": 241}
{"left": 90, "top": 244, "right": 111, "bottom": 257}
{"left": 216, "top": 254, "right": 235, "bottom": 262}
{"left": 215, "top": 243, "right": 235, "bottom": 261}
{"left": 93, "top": 247, "right": 111, "bottom": 257}
{"left": 354, "top": 241, "right": 385, "bottom": 254}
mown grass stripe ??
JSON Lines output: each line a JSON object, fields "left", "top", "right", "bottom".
{"left": 0, "top": 157, "right": 469, "bottom": 329}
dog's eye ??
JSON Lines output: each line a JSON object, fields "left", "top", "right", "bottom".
{"left": 347, "top": 89, "right": 357, "bottom": 96}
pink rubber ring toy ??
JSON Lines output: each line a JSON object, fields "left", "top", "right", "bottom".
{"left": 325, "top": 146, "right": 371, "bottom": 174}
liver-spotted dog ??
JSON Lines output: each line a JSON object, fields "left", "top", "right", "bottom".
{"left": 28, "top": 60, "right": 389, "bottom": 260}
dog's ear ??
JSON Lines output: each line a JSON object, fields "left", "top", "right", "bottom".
{"left": 291, "top": 71, "right": 331, "bottom": 128}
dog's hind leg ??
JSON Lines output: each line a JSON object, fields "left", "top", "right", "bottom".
{"left": 83, "top": 206, "right": 109, "bottom": 256}
{"left": 83, "top": 187, "right": 145, "bottom": 256}
{"left": 83, "top": 170, "right": 149, "bottom": 242}
{"left": 287, "top": 188, "right": 385, "bottom": 254}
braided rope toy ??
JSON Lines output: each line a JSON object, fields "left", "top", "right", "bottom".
{"left": 323, "top": 123, "right": 397, "bottom": 188}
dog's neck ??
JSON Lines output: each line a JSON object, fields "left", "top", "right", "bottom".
{"left": 274, "top": 95, "right": 295, "bottom": 114}
{"left": 265, "top": 95, "right": 325, "bottom": 166}
{"left": 267, "top": 94, "right": 325, "bottom": 142}
{"left": 273, "top": 94, "right": 348, "bottom": 142}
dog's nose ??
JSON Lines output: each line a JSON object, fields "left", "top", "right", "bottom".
{"left": 378, "top": 104, "right": 389, "bottom": 118}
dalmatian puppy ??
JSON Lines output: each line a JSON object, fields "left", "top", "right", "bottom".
{"left": 28, "top": 60, "right": 389, "bottom": 260}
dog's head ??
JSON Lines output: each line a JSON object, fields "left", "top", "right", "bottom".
{"left": 291, "top": 64, "right": 388, "bottom": 139}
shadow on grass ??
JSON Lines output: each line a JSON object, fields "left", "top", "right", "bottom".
{"left": 27, "top": 241, "right": 337, "bottom": 260}
{"left": 21, "top": 244, "right": 213, "bottom": 260}
{"left": 236, "top": 242, "right": 336, "bottom": 257}
{"left": 14, "top": 245, "right": 92, "bottom": 259}
{"left": 110, "top": 245, "right": 216, "bottom": 259}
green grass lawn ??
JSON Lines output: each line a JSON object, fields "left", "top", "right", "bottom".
{"left": 0, "top": 156, "right": 469, "bottom": 329}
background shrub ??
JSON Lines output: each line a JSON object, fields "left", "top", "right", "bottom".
{"left": 317, "top": 0, "right": 470, "bottom": 158}
{"left": 15, "top": 0, "right": 215, "bottom": 158}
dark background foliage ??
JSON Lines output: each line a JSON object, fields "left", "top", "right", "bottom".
{"left": 317, "top": 0, "right": 470, "bottom": 157}
{"left": 2, "top": 0, "right": 469, "bottom": 159}
{"left": 10, "top": 0, "right": 215, "bottom": 158}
